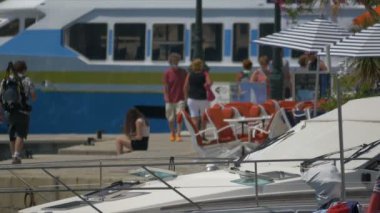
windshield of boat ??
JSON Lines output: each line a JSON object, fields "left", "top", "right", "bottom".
{"left": 301, "top": 139, "right": 380, "bottom": 170}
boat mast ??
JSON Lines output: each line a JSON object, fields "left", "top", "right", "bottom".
{"left": 193, "top": 0, "right": 204, "bottom": 60}
{"left": 271, "top": 0, "right": 283, "bottom": 99}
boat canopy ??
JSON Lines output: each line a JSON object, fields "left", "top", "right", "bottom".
{"left": 243, "top": 97, "right": 380, "bottom": 171}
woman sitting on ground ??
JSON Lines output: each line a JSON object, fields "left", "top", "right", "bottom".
{"left": 115, "top": 108, "right": 150, "bottom": 155}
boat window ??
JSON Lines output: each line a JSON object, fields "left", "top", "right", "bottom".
{"left": 233, "top": 23, "right": 249, "bottom": 62}
{"left": 43, "top": 201, "right": 94, "bottom": 211}
{"left": 114, "top": 23, "right": 145, "bottom": 61}
{"left": 66, "top": 23, "right": 107, "bottom": 60}
{"left": 258, "top": 23, "right": 274, "bottom": 60}
{"left": 0, "top": 19, "right": 19, "bottom": 37}
{"left": 129, "top": 167, "right": 177, "bottom": 180}
{"left": 152, "top": 24, "right": 184, "bottom": 61}
{"left": 291, "top": 49, "right": 304, "bottom": 59}
{"left": 231, "top": 177, "right": 272, "bottom": 186}
{"left": 259, "top": 171, "right": 300, "bottom": 180}
{"left": 25, "top": 18, "right": 36, "bottom": 29}
{"left": 191, "top": 23, "right": 223, "bottom": 62}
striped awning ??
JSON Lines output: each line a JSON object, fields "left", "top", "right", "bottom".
{"left": 325, "top": 23, "right": 380, "bottom": 57}
{"left": 254, "top": 19, "right": 351, "bottom": 53}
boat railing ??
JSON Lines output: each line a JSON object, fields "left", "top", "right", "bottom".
{"left": 0, "top": 156, "right": 376, "bottom": 212}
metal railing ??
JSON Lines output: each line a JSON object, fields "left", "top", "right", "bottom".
{"left": 0, "top": 156, "right": 377, "bottom": 212}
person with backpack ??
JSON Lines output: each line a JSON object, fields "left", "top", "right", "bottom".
{"left": 0, "top": 61, "right": 36, "bottom": 164}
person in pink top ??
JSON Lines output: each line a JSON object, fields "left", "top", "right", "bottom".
{"left": 163, "top": 53, "right": 187, "bottom": 142}
{"left": 250, "top": 55, "right": 271, "bottom": 99}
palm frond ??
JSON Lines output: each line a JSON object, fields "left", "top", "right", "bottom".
{"left": 349, "top": 57, "right": 380, "bottom": 86}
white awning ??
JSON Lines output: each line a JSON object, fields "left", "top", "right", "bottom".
{"left": 254, "top": 19, "right": 351, "bottom": 53}
{"left": 322, "top": 23, "right": 380, "bottom": 57}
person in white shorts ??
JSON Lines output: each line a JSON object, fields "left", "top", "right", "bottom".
{"left": 186, "top": 99, "right": 209, "bottom": 120}
{"left": 184, "top": 59, "right": 212, "bottom": 137}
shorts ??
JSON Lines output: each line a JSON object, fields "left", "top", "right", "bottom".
{"left": 131, "top": 137, "right": 149, "bottom": 150}
{"left": 165, "top": 101, "right": 185, "bottom": 122}
{"left": 187, "top": 98, "right": 209, "bottom": 118}
{"left": 6, "top": 111, "right": 30, "bottom": 141}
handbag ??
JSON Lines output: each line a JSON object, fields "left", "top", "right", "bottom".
{"left": 203, "top": 72, "right": 215, "bottom": 101}
{"left": 205, "top": 84, "right": 215, "bottom": 101}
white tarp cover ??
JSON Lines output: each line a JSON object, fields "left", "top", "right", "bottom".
{"left": 244, "top": 97, "right": 380, "bottom": 171}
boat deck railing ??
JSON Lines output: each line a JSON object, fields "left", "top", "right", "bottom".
{"left": 1, "top": 156, "right": 377, "bottom": 212}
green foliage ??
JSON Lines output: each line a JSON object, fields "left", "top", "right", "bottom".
{"left": 349, "top": 57, "right": 380, "bottom": 86}
{"left": 283, "top": 0, "right": 380, "bottom": 23}
{"left": 283, "top": 0, "right": 315, "bottom": 23}
{"left": 319, "top": 74, "right": 380, "bottom": 111}
{"left": 319, "top": 98, "right": 338, "bottom": 111}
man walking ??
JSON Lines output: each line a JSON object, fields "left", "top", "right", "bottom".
{"left": 1, "top": 61, "right": 36, "bottom": 164}
{"left": 163, "top": 53, "right": 187, "bottom": 142}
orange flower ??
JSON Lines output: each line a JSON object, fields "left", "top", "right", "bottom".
{"left": 353, "top": 6, "right": 380, "bottom": 27}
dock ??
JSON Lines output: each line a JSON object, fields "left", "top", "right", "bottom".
{"left": 0, "top": 133, "right": 212, "bottom": 213}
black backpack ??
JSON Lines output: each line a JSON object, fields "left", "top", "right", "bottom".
{"left": 1, "top": 77, "right": 30, "bottom": 113}
{"left": 0, "top": 63, "right": 30, "bottom": 113}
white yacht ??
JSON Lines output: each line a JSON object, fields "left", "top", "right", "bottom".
{"left": 21, "top": 97, "right": 380, "bottom": 212}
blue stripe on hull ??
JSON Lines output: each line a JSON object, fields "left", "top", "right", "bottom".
{"left": 0, "top": 30, "right": 77, "bottom": 57}
{"left": 27, "top": 90, "right": 167, "bottom": 133}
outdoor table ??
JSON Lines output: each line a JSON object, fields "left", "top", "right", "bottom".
{"left": 224, "top": 116, "right": 271, "bottom": 136}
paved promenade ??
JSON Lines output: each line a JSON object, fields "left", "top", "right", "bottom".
{"left": 0, "top": 133, "right": 212, "bottom": 213}
{"left": 0, "top": 132, "right": 197, "bottom": 158}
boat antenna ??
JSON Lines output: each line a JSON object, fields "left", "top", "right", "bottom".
{"left": 233, "top": 147, "right": 248, "bottom": 168}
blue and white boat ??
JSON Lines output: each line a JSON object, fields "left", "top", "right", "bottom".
{"left": 0, "top": 0, "right": 364, "bottom": 72}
